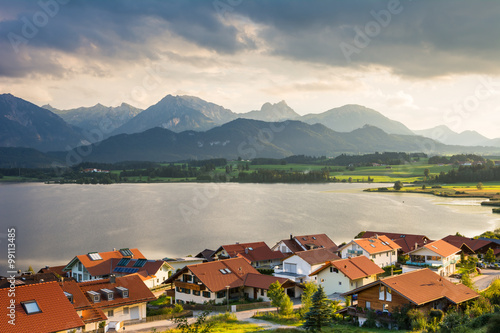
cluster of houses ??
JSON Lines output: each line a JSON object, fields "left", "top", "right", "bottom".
{"left": 2, "top": 232, "right": 500, "bottom": 332}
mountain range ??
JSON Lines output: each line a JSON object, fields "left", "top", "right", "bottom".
{"left": 1, "top": 93, "right": 499, "bottom": 166}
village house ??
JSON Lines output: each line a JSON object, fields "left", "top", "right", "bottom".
{"left": 338, "top": 235, "right": 401, "bottom": 267}
{"left": 163, "top": 257, "right": 206, "bottom": 272}
{"left": 342, "top": 268, "right": 479, "bottom": 327}
{"left": 0, "top": 281, "right": 85, "bottom": 333}
{"left": 62, "top": 274, "right": 156, "bottom": 331}
{"left": 63, "top": 248, "right": 146, "bottom": 282}
{"left": 443, "top": 234, "right": 500, "bottom": 259}
{"left": 271, "top": 233, "right": 338, "bottom": 254}
{"left": 212, "top": 241, "right": 285, "bottom": 269}
{"left": 274, "top": 247, "right": 340, "bottom": 284}
{"left": 165, "top": 257, "right": 298, "bottom": 304}
{"left": 309, "top": 256, "right": 384, "bottom": 295}
{"left": 360, "top": 231, "right": 431, "bottom": 254}
{"left": 195, "top": 249, "right": 216, "bottom": 262}
{"left": 110, "top": 258, "right": 173, "bottom": 289}
{"left": 402, "top": 239, "right": 461, "bottom": 276}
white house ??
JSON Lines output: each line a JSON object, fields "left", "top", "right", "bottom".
{"left": 165, "top": 257, "right": 298, "bottom": 304}
{"left": 338, "top": 235, "right": 401, "bottom": 268}
{"left": 402, "top": 239, "right": 461, "bottom": 276}
{"left": 309, "top": 256, "right": 384, "bottom": 295}
{"left": 274, "top": 248, "right": 340, "bottom": 283}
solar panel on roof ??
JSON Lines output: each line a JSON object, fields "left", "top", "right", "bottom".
{"left": 224, "top": 268, "right": 231, "bottom": 274}
{"left": 133, "top": 259, "right": 147, "bottom": 267}
{"left": 117, "top": 258, "right": 131, "bottom": 266}
{"left": 120, "top": 248, "right": 133, "bottom": 256}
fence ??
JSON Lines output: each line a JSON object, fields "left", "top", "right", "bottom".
{"left": 146, "top": 310, "right": 193, "bottom": 323}
{"left": 182, "top": 301, "right": 272, "bottom": 312}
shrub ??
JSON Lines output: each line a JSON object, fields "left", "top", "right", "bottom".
{"left": 440, "top": 309, "right": 467, "bottom": 333}
{"left": 174, "top": 303, "right": 183, "bottom": 313}
{"left": 469, "top": 312, "right": 493, "bottom": 329}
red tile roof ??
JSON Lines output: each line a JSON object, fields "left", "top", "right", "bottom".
{"left": 242, "top": 273, "right": 292, "bottom": 290}
{"left": 111, "top": 258, "right": 171, "bottom": 278}
{"left": 64, "top": 248, "right": 146, "bottom": 277}
{"left": 346, "top": 235, "right": 401, "bottom": 254}
{"left": 361, "top": 231, "right": 431, "bottom": 253}
{"left": 310, "top": 256, "right": 384, "bottom": 280}
{"left": 0, "top": 281, "right": 85, "bottom": 333}
{"left": 343, "top": 268, "right": 479, "bottom": 305}
{"left": 186, "top": 257, "right": 259, "bottom": 292}
{"left": 38, "top": 265, "right": 70, "bottom": 278}
{"left": 219, "top": 242, "right": 285, "bottom": 262}
{"left": 408, "top": 239, "right": 460, "bottom": 257}
{"left": 77, "top": 274, "right": 156, "bottom": 310}
{"left": 294, "top": 248, "right": 340, "bottom": 265}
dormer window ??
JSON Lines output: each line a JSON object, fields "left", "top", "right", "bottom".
{"left": 101, "top": 288, "right": 114, "bottom": 300}
{"left": 21, "top": 300, "right": 42, "bottom": 314}
{"left": 64, "top": 291, "right": 73, "bottom": 304}
{"left": 87, "top": 290, "right": 100, "bottom": 303}
{"left": 116, "top": 286, "right": 129, "bottom": 298}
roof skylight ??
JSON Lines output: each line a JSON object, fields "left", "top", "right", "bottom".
{"left": 88, "top": 252, "right": 102, "bottom": 261}
{"left": 21, "top": 300, "right": 41, "bottom": 314}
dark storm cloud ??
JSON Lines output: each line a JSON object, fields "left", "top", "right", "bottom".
{"left": 1, "top": 0, "right": 499, "bottom": 78}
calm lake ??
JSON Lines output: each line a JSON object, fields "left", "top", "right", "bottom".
{"left": 1, "top": 182, "right": 499, "bottom": 274}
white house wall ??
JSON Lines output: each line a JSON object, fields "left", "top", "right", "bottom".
{"left": 315, "top": 269, "right": 378, "bottom": 295}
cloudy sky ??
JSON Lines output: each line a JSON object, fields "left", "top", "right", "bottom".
{"left": 1, "top": 0, "right": 499, "bottom": 137}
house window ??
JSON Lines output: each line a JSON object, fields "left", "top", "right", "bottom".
{"left": 217, "top": 291, "right": 226, "bottom": 298}
{"left": 366, "top": 301, "right": 371, "bottom": 309}
{"left": 124, "top": 307, "right": 129, "bottom": 315}
{"left": 392, "top": 251, "right": 395, "bottom": 255}
{"left": 284, "top": 263, "right": 297, "bottom": 273}
{"left": 83, "top": 273, "right": 89, "bottom": 280}
{"left": 383, "top": 304, "right": 389, "bottom": 312}
{"left": 379, "top": 286, "right": 385, "bottom": 300}
{"left": 21, "top": 300, "right": 42, "bottom": 315}
{"left": 203, "top": 291, "right": 211, "bottom": 298}
{"left": 94, "top": 295, "right": 100, "bottom": 303}
{"left": 193, "top": 290, "right": 201, "bottom": 296}
{"left": 386, "top": 288, "right": 392, "bottom": 301}
{"left": 78, "top": 262, "right": 82, "bottom": 271}
{"left": 183, "top": 274, "right": 192, "bottom": 282}
{"left": 108, "top": 310, "right": 114, "bottom": 317}
{"left": 176, "top": 286, "right": 181, "bottom": 292}
{"left": 386, "top": 252, "right": 389, "bottom": 257}
{"left": 338, "top": 282, "right": 342, "bottom": 285}
{"left": 321, "top": 279, "right": 325, "bottom": 283}
{"left": 261, "top": 289, "right": 264, "bottom": 296}
{"left": 183, "top": 288, "right": 191, "bottom": 294}
{"left": 371, "top": 255, "right": 376, "bottom": 259}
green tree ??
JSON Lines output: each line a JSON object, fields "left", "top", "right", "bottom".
{"left": 268, "top": 281, "right": 285, "bottom": 311}
{"left": 477, "top": 182, "right": 484, "bottom": 190}
{"left": 487, "top": 313, "right": 500, "bottom": 333}
{"left": 280, "top": 294, "right": 294, "bottom": 316}
{"left": 461, "top": 273, "right": 476, "bottom": 291}
{"left": 174, "top": 309, "right": 214, "bottom": 333}
{"left": 300, "top": 281, "right": 318, "bottom": 317}
{"left": 393, "top": 180, "right": 403, "bottom": 191}
{"left": 424, "top": 168, "right": 430, "bottom": 179}
{"left": 303, "top": 286, "right": 332, "bottom": 332}
{"left": 28, "top": 265, "right": 35, "bottom": 274}
{"left": 485, "top": 248, "right": 496, "bottom": 264}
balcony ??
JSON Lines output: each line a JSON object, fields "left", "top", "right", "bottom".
{"left": 348, "top": 250, "right": 363, "bottom": 255}
{"left": 175, "top": 281, "right": 205, "bottom": 291}
{"left": 405, "top": 261, "right": 442, "bottom": 269}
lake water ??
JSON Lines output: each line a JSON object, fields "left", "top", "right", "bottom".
{"left": 1, "top": 182, "right": 499, "bottom": 274}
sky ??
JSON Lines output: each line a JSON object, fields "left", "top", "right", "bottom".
{"left": 1, "top": 0, "right": 500, "bottom": 138}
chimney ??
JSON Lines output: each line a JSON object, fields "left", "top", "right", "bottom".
{"left": 290, "top": 234, "right": 293, "bottom": 240}
{"left": 113, "top": 248, "right": 116, "bottom": 251}
{"left": 110, "top": 274, "right": 116, "bottom": 284}
{"left": 415, "top": 242, "right": 418, "bottom": 250}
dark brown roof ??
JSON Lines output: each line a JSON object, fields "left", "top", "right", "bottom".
{"left": 343, "top": 268, "right": 479, "bottom": 305}
{"left": 294, "top": 234, "right": 337, "bottom": 251}
{"left": 294, "top": 248, "right": 340, "bottom": 265}
{"left": 442, "top": 235, "right": 498, "bottom": 253}
{"left": 242, "top": 273, "right": 292, "bottom": 290}
{"left": 279, "top": 239, "right": 306, "bottom": 253}
{"left": 219, "top": 242, "right": 285, "bottom": 262}
{"left": 310, "top": 256, "right": 384, "bottom": 280}
{"left": 361, "top": 231, "right": 431, "bottom": 253}
{"left": 38, "top": 265, "right": 70, "bottom": 277}
{"left": 0, "top": 281, "right": 84, "bottom": 333}
{"left": 195, "top": 249, "right": 216, "bottom": 261}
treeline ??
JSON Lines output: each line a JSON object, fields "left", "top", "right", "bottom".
{"left": 237, "top": 169, "right": 330, "bottom": 183}
{"left": 436, "top": 164, "right": 500, "bottom": 183}
{"left": 428, "top": 154, "right": 486, "bottom": 165}
{"left": 326, "top": 152, "right": 426, "bottom": 166}
{"left": 120, "top": 164, "right": 199, "bottom": 178}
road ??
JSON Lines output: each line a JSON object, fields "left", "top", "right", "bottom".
{"left": 473, "top": 268, "right": 500, "bottom": 291}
